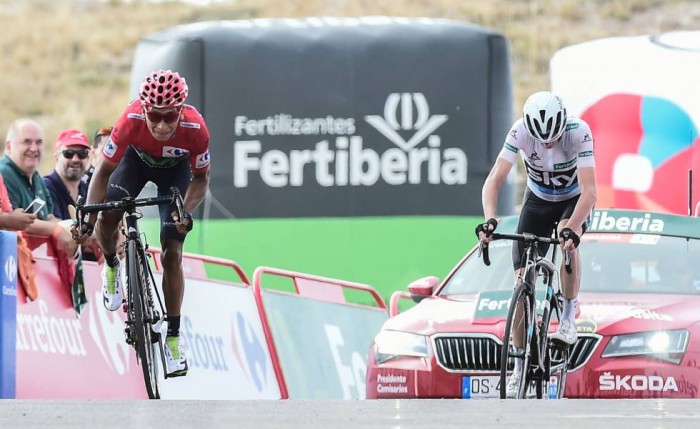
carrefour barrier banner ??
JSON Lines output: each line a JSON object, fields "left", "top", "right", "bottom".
{"left": 16, "top": 259, "right": 147, "bottom": 399}
{"left": 262, "top": 291, "right": 388, "bottom": 399}
{"left": 152, "top": 274, "right": 281, "bottom": 400}
{"left": 16, "top": 243, "right": 280, "bottom": 399}
{"left": 130, "top": 17, "right": 515, "bottom": 218}
{"left": 551, "top": 31, "right": 700, "bottom": 214}
{"left": 0, "top": 231, "right": 17, "bottom": 398}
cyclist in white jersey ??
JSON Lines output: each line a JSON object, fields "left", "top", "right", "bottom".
{"left": 475, "top": 91, "right": 597, "bottom": 398}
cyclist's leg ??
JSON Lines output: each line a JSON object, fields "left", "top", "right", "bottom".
{"left": 152, "top": 159, "right": 191, "bottom": 375}
{"left": 98, "top": 147, "right": 149, "bottom": 310}
{"left": 554, "top": 196, "right": 591, "bottom": 342}
{"left": 153, "top": 160, "right": 191, "bottom": 329}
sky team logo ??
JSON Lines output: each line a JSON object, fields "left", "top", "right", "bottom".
{"left": 582, "top": 93, "right": 700, "bottom": 214}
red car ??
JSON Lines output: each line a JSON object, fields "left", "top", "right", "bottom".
{"left": 366, "top": 209, "right": 700, "bottom": 399}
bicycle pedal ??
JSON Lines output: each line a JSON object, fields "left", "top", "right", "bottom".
{"left": 124, "top": 327, "right": 135, "bottom": 345}
{"left": 549, "top": 338, "right": 571, "bottom": 351}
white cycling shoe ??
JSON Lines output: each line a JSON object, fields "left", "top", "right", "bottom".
{"left": 550, "top": 319, "right": 578, "bottom": 346}
{"left": 506, "top": 371, "right": 522, "bottom": 399}
{"left": 101, "top": 262, "right": 124, "bottom": 311}
{"left": 164, "top": 335, "right": 189, "bottom": 377}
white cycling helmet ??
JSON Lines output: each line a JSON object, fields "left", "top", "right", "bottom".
{"left": 523, "top": 91, "right": 567, "bottom": 143}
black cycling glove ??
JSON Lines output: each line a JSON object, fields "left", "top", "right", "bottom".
{"left": 475, "top": 218, "right": 498, "bottom": 238}
{"left": 559, "top": 227, "right": 581, "bottom": 248}
{"left": 181, "top": 210, "right": 194, "bottom": 232}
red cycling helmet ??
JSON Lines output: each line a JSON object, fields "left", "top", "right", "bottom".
{"left": 139, "top": 70, "right": 189, "bottom": 109}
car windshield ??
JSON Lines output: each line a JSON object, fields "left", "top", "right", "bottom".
{"left": 440, "top": 233, "right": 700, "bottom": 297}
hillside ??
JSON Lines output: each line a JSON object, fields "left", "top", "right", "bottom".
{"left": 1, "top": 0, "right": 698, "bottom": 173}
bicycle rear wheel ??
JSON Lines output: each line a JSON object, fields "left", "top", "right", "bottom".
{"left": 500, "top": 282, "right": 533, "bottom": 399}
{"left": 536, "top": 289, "right": 560, "bottom": 399}
{"left": 548, "top": 294, "right": 570, "bottom": 399}
{"left": 128, "top": 240, "right": 160, "bottom": 399}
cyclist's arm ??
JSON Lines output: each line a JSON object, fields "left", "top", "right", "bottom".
{"left": 567, "top": 165, "right": 597, "bottom": 233}
{"left": 482, "top": 157, "right": 513, "bottom": 219}
{"left": 85, "top": 158, "right": 118, "bottom": 223}
{"left": 184, "top": 168, "right": 209, "bottom": 213}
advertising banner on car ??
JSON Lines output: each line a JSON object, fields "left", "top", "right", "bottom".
{"left": 551, "top": 31, "right": 700, "bottom": 214}
{"left": 261, "top": 290, "right": 388, "bottom": 399}
{"left": 0, "top": 231, "right": 17, "bottom": 398}
{"left": 130, "top": 17, "right": 515, "bottom": 218}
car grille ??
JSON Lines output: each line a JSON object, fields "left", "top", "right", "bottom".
{"left": 551, "top": 335, "right": 600, "bottom": 371}
{"left": 434, "top": 334, "right": 600, "bottom": 372}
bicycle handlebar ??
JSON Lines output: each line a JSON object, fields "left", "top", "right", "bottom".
{"left": 74, "top": 186, "right": 185, "bottom": 238}
{"left": 478, "top": 232, "right": 568, "bottom": 271}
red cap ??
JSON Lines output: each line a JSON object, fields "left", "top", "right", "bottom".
{"left": 55, "top": 129, "right": 90, "bottom": 151}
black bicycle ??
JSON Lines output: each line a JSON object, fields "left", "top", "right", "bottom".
{"left": 480, "top": 232, "right": 571, "bottom": 399}
{"left": 75, "top": 187, "right": 185, "bottom": 399}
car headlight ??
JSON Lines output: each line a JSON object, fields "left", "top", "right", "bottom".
{"left": 602, "top": 330, "right": 689, "bottom": 364}
{"left": 373, "top": 330, "right": 428, "bottom": 364}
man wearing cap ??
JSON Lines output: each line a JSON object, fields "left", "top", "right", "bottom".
{"left": 83, "top": 126, "right": 112, "bottom": 188}
{"left": 44, "top": 129, "right": 91, "bottom": 220}
{"left": 0, "top": 118, "right": 77, "bottom": 256}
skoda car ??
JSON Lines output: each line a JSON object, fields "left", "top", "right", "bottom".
{"left": 366, "top": 209, "right": 700, "bottom": 399}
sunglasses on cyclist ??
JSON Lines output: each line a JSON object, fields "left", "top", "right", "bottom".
{"left": 145, "top": 108, "right": 181, "bottom": 124}
{"left": 62, "top": 149, "right": 90, "bottom": 160}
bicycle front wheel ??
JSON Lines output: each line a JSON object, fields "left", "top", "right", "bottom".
{"left": 500, "top": 282, "right": 533, "bottom": 399}
{"left": 128, "top": 240, "right": 160, "bottom": 399}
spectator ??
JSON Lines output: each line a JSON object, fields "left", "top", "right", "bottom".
{"left": 83, "top": 126, "right": 112, "bottom": 187}
{"left": 1, "top": 172, "right": 38, "bottom": 301}
{"left": 44, "top": 129, "right": 103, "bottom": 262}
{"left": 0, "top": 118, "right": 77, "bottom": 256}
{"left": 43, "top": 129, "right": 90, "bottom": 220}
{"left": 0, "top": 174, "right": 35, "bottom": 231}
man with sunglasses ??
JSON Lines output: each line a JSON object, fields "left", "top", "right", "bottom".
{"left": 45, "top": 129, "right": 103, "bottom": 262}
{"left": 74, "top": 70, "right": 210, "bottom": 377}
{"left": 44, "top": 129, "right": 91, "bottom": 220}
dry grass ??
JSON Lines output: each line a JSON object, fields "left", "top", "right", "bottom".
{"left": 0, "top": 0, "right": 698, "bottom": 172}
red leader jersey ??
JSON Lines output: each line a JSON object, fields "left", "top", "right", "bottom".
{"left": 102, "top": 100, "right": 211, "bottom": 173}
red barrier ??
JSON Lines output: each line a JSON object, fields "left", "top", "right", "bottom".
{"left": 147, "top": 247, "right": 249, "bottom": 285}
{"left": 16, "top": 236, "right": 255, "bottom": 399}
{"left": 252, "top": 266, "right": 387, "bottom": 399}
{"left": 389, "top": 291, "right": 413, "bottom": 317}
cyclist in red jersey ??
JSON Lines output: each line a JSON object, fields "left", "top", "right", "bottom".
{"left": 74, "top": 70, "right": 210, "bottom": 377}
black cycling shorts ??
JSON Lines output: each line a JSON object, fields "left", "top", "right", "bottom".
{"left": 512, "top": 190, "right": 590, "bottom": 270}
{"left": 105, "top": 146, "right": 192, "bottom": 243}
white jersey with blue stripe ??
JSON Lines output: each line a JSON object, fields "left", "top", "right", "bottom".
{"left": 498, "top": 116, "right": 595, "bottom": 202}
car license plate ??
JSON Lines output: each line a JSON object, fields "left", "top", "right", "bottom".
{"left": 462, "top": 375, "right": 559, "bottom": 399}
{"left": 462, "top": 376, "right": 500, "bottom": 399}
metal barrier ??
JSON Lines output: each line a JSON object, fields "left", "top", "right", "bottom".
{"left": 147, "top": 247, "right": 249, "bottom": 285}
{"left": 252, "top": 266, "right": 387, "bottom": 399}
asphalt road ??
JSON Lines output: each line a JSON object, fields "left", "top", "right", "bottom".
{"left": 1, "top": 399, "right": 700, "bottom": 429}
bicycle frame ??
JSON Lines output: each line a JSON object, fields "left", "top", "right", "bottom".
{"left": 75, "top": 187, "right": 185, "bottom": 399}
{"left": 481, "top": 231, "right": 569, "bottom": 399}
